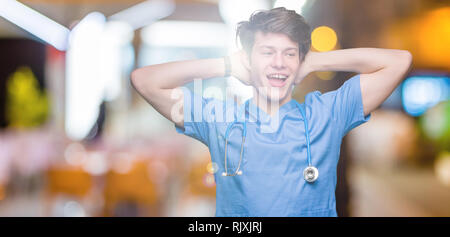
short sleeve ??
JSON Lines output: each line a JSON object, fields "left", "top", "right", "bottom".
{"left": 174, "top": 87, "right": 218, "bottom": 146}
{"left": 320, "top": 74, "right": 371, "bottom": 136}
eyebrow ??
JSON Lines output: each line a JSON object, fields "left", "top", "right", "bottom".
{"left": 258, "top": 46, "right": 299, "bottom": 51}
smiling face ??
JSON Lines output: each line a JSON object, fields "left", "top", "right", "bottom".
{"left": 248, "top": 31, "right": 302, "bottom": 106}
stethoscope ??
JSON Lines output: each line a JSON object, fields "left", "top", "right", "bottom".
{"left": 221, "top": 99, "right": 319, "bottom": 183}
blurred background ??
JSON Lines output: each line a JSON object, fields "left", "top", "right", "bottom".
{"left": 0, "top": 0, "right": 449, "bottom": 217}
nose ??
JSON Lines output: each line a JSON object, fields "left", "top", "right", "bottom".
{"left": 271, "top": 52, "right": 286, "bottom": 69}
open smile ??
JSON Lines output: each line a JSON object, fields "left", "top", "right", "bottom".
{"left": 266, "top": 73, "right": 289, "bottom": 87}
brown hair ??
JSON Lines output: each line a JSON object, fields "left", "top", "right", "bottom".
{"left": 236, "top": 7, "right": 311, "bottom": 61}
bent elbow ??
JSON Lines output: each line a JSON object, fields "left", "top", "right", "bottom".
{"left": 400, "top": 50, "right": 413, "bottom": 68}
{"left": 391, "top": 50, "right": 412, "bottom": 76}
{"left": 130, "top": 69, "right": 151, "bottom": 93}
{"left": 130, "top": 69, "right": 142, "bottom": 88}
{"left": 130, "top": 68, "right": 159, "bottom": 98}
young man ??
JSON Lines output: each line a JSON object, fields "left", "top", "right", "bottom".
{"left": 131, "top": 7, "right": 412, "bottom": 217}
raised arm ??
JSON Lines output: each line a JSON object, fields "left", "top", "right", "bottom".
{"left": 130, "top": 57, "right": 227, "bottom": 128}
{"left": 297, "top": 48, "right": 413, "bottom": 116}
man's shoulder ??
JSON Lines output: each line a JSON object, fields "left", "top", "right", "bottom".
{"left": 194, "top": 93, "right": 241, "bottom": 123}
{"left": 304, "top": 90, "right": 328, "bottom": 106}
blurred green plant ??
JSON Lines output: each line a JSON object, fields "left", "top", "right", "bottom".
{"left": 420, "top": 100, "right": 450, "bottom": 151}
{"left": 6, "top": 66, "right": 49, "bottom": 128}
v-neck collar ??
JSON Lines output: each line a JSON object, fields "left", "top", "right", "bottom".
{"left": 243, "top": 98, "right": 300, "bottom": 123}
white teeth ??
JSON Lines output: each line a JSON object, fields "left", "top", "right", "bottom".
{"left": 268, "top": 74, "right": 288, "bottom": 79}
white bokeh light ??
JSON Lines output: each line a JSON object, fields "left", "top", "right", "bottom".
{"left": 274, "top": 0, "right": 308, "bottom": 14}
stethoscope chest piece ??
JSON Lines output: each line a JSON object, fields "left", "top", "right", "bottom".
{"left": 222, "top": 170, "right": 243, "bottom": 176}
{"left": 303, "top": 166, "right": 319, "bottom": 183}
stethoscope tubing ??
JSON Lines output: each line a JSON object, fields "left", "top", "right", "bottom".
{"left": 294, "top": 101, "right": 312, "bottom": 167}
{"left": 222, "top": 99, "right": 314, "bottom": 179}
{"left": 223, "top": 100, "right": 248, "bottom": 176}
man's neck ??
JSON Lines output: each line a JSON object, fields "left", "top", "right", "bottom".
{"left": 251, "top": 89, "right": 292, "bottom": 116}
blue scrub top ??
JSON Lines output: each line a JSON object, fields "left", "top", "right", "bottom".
{"left": 175, "top": 74, "right": 371, "bottom": 217}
